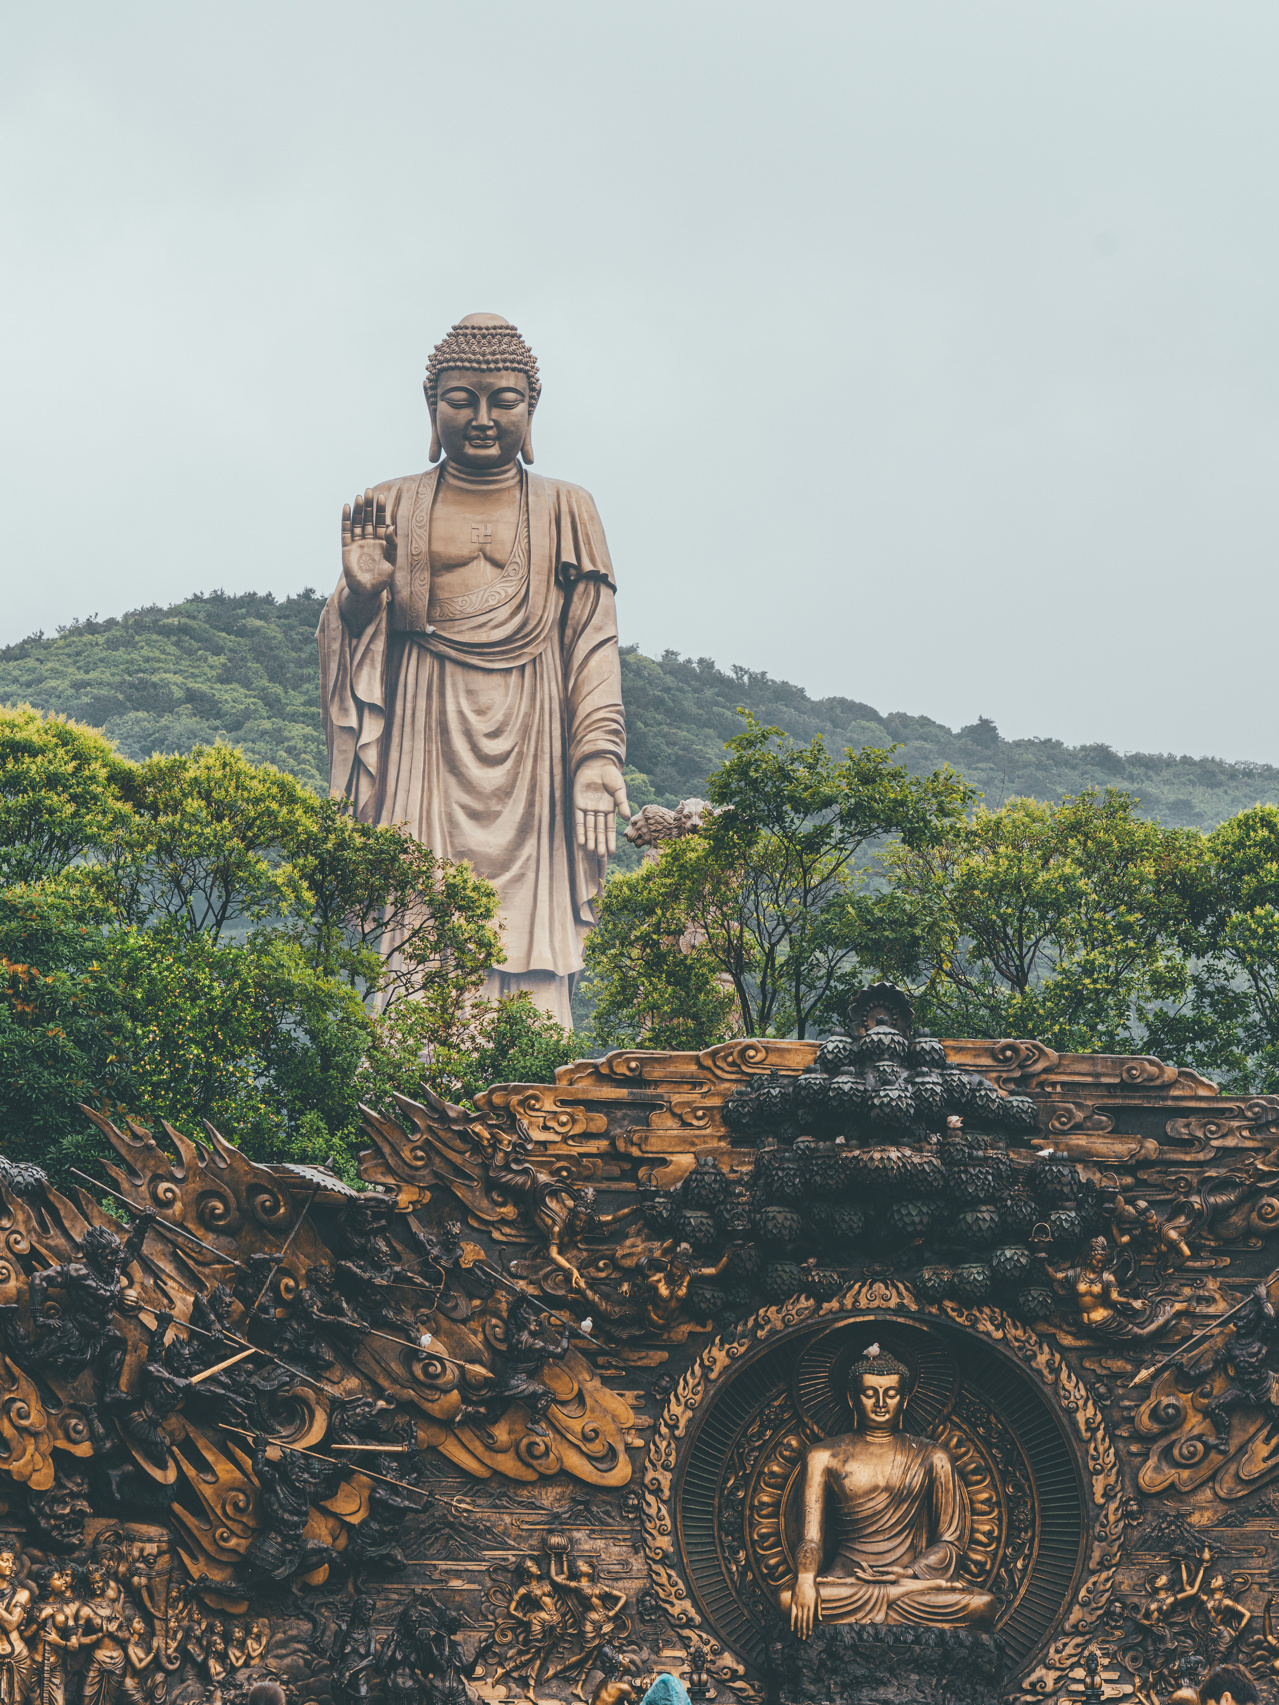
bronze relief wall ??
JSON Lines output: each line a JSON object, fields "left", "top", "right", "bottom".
{"left": 0, "top": 989, "right": 1277, "bottom": 1705}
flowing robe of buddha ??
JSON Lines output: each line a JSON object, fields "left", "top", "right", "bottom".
{"left": 797, "top": 1432, "right": 997, "bottom": 1627}
{"left": 318, "top": 463, "right": 626, "bottom": 1027}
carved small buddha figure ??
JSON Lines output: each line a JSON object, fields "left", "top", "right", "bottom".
{"left": 781, "top": 1345, "right": 998, "bottom": 1635}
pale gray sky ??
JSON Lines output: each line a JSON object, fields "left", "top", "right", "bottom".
{"left": 3, "top": 2, "right": 1277, "bottom": 760}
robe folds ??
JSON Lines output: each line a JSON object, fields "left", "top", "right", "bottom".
{"left": 318, "top": 464, "right": 626, "bottom": 1025}
{"left": 807, "top": 1433, "right": 997, "bottom": 1627}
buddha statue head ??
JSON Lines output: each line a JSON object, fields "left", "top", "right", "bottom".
{"left": 424, "top": 313, "right": 541, "bottom": 471}
{"left": 847, "top": 1342, "right": 913, "bottom": 1432}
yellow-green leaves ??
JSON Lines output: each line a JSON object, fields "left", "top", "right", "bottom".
{"left": 880, "top": 790, "right": 1208, "bottom": 1053}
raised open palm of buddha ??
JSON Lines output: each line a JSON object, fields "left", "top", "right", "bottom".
{"left": 341, "top": 489, "right": 397, "bottom": 606}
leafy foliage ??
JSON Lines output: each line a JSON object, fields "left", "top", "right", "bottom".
{"left": 8, "top": 590, "right": 1279, "bottom": 1095}
{"left": 1143, "top": 807, "right": 1279, "bottom": 1092}
{"left": 0, "top": 592, "right": 330, "bottom": 788}
{"left": 3, "top": 595, "right": 1278, "bottom": 828}
{"left": 585, "top": 715, "right": 973, "bottom": 1044}
{"left": 581, "top": 844, "right": 741, "bottom": 1052}
{"left": 874, "top": 790, "right": 1207, "bottom": 1053}
{"left": 0, "top": 706, "right": 562, "bottom": 1188}
{"left": 368, "top": 991, "right": 581, "bottom": 1110}
{"left": 0, "top": 706, "right": 133, "bottom": 886}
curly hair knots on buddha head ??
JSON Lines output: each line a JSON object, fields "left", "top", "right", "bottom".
{"left": 425, "top": 313, "right": 542, "bottom": 409}
{"left": 848, "top": 1342, "right": 912, "bottom": 1385}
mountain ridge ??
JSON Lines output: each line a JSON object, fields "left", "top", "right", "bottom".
{"left": 1, "top": 589, "right": 1275, "bottom": 828}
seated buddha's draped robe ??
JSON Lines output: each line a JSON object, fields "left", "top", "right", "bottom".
{"left": 318, "top": 464, "right": 626, "bottom": 1026}
{"left": 807, "top": 1433, "right": 997, "bottom": 1627}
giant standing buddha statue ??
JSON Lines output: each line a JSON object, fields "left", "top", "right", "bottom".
{"left": 318, "top": 313, "right": 629, "bottom": 1024}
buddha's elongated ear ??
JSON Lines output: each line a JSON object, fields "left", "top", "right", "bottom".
{"left": 424, "top": 381, "right": 442, "bottom": 463}
{"left": 521, "top": 418, "right": 535, "bottom": 465}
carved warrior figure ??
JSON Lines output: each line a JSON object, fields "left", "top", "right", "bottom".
{"left": 376, "top": 1596, "right": 481, "bottom": 1705}
{"left": 1176, "top": 1285, "right": 1279, "bottom": 1452}
{"left": 102, "top": 1312, "right": 192, "bottom": 1484}
{"left": 319, "top": 313, "right": 629, "bottom": 1026}
{"left": 244, "top": 1435, "right": 343, "bottom": 1586}
{"left": 1112, "top": 1195, "right": 1196, "bottom": 1268}
{"left": 330, "top": 1598, "right": 378, "bottom": 1705}
{"left": 0, "top": 1213, "right": 156, "bottom": 1376}
{"left": 457, "top": 1293, "right": 570, "bottom": 1438}
{"left": 782, "top": 1346, "right": 998, "bottom": 1634}
{"left": 639, "top": 1241, "right": 731, "bottom": 1333}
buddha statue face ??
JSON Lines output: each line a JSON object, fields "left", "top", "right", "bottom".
{"left": 432, "top": 368, "right": 532, "bottom": 473}
{"left": 853, "top": 1369, "right": 907, "bottom": 1432}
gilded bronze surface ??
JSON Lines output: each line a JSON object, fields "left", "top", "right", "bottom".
{"left": 779, "top": 1354, "right": 998, "bottom": 1634}
{"left": 4, "top": 989, "right": 1279, "bottom": 1701}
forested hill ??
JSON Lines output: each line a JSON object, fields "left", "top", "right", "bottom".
{"left": 1, "top": 589, "right": 1276, "bottom": 828}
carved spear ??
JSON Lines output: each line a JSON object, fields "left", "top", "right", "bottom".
{"left": 69, "top": 1168, "right": 250, "bottom": 1270}
{"left": 330, "top": 1443, "right": 409, "bottom": 1452}
{"left": 353, "top": 1322, "right": 490, "bottom": 1379}
{"left": 1129, "top": 1277, "right": 1276, "bottom": 1388}
{"left": 473, "top": 1259, "right": 599, "bottom": 1344}
{"left": 127, "top": 1301, "right": 338, "bottom": 1395}
{"left": 247, "top": 1185, "right": 322, "bottom": 1318}
{"left": 188, "top": 1346, "right": 258, "bottom": 1384}
{"left": 216, "top": 1425, "right": 433, "bottom": 1503}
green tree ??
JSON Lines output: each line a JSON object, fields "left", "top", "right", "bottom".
{"left": 368, "top": 991, "right": 580, "bottom": 1111}
{"left": 107, "top": 744, "right": 313, "bottom": 937}
{"left": 0, "top": 705, "right": 131, "bottom": 886}
{"left": 585, "top": 716, "right": 973, "bottom": 1044}
{"left": 0, "top": 879, "right": 135, "bottom": 1173}
{"left": 0, "top": 708, "right": 512, "bottom": 1185}
{"left": 876, "top": 789, "right": 1207, "bottom": 1052}
{"left": 277, "top": 791, "right": 505, "bottom": 1017}
{"left": 582, "top": 842, "right": 738, "bottom": 1051}
{"left": 1143, "top": 806, "right": 1279, "bottom": 1091}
